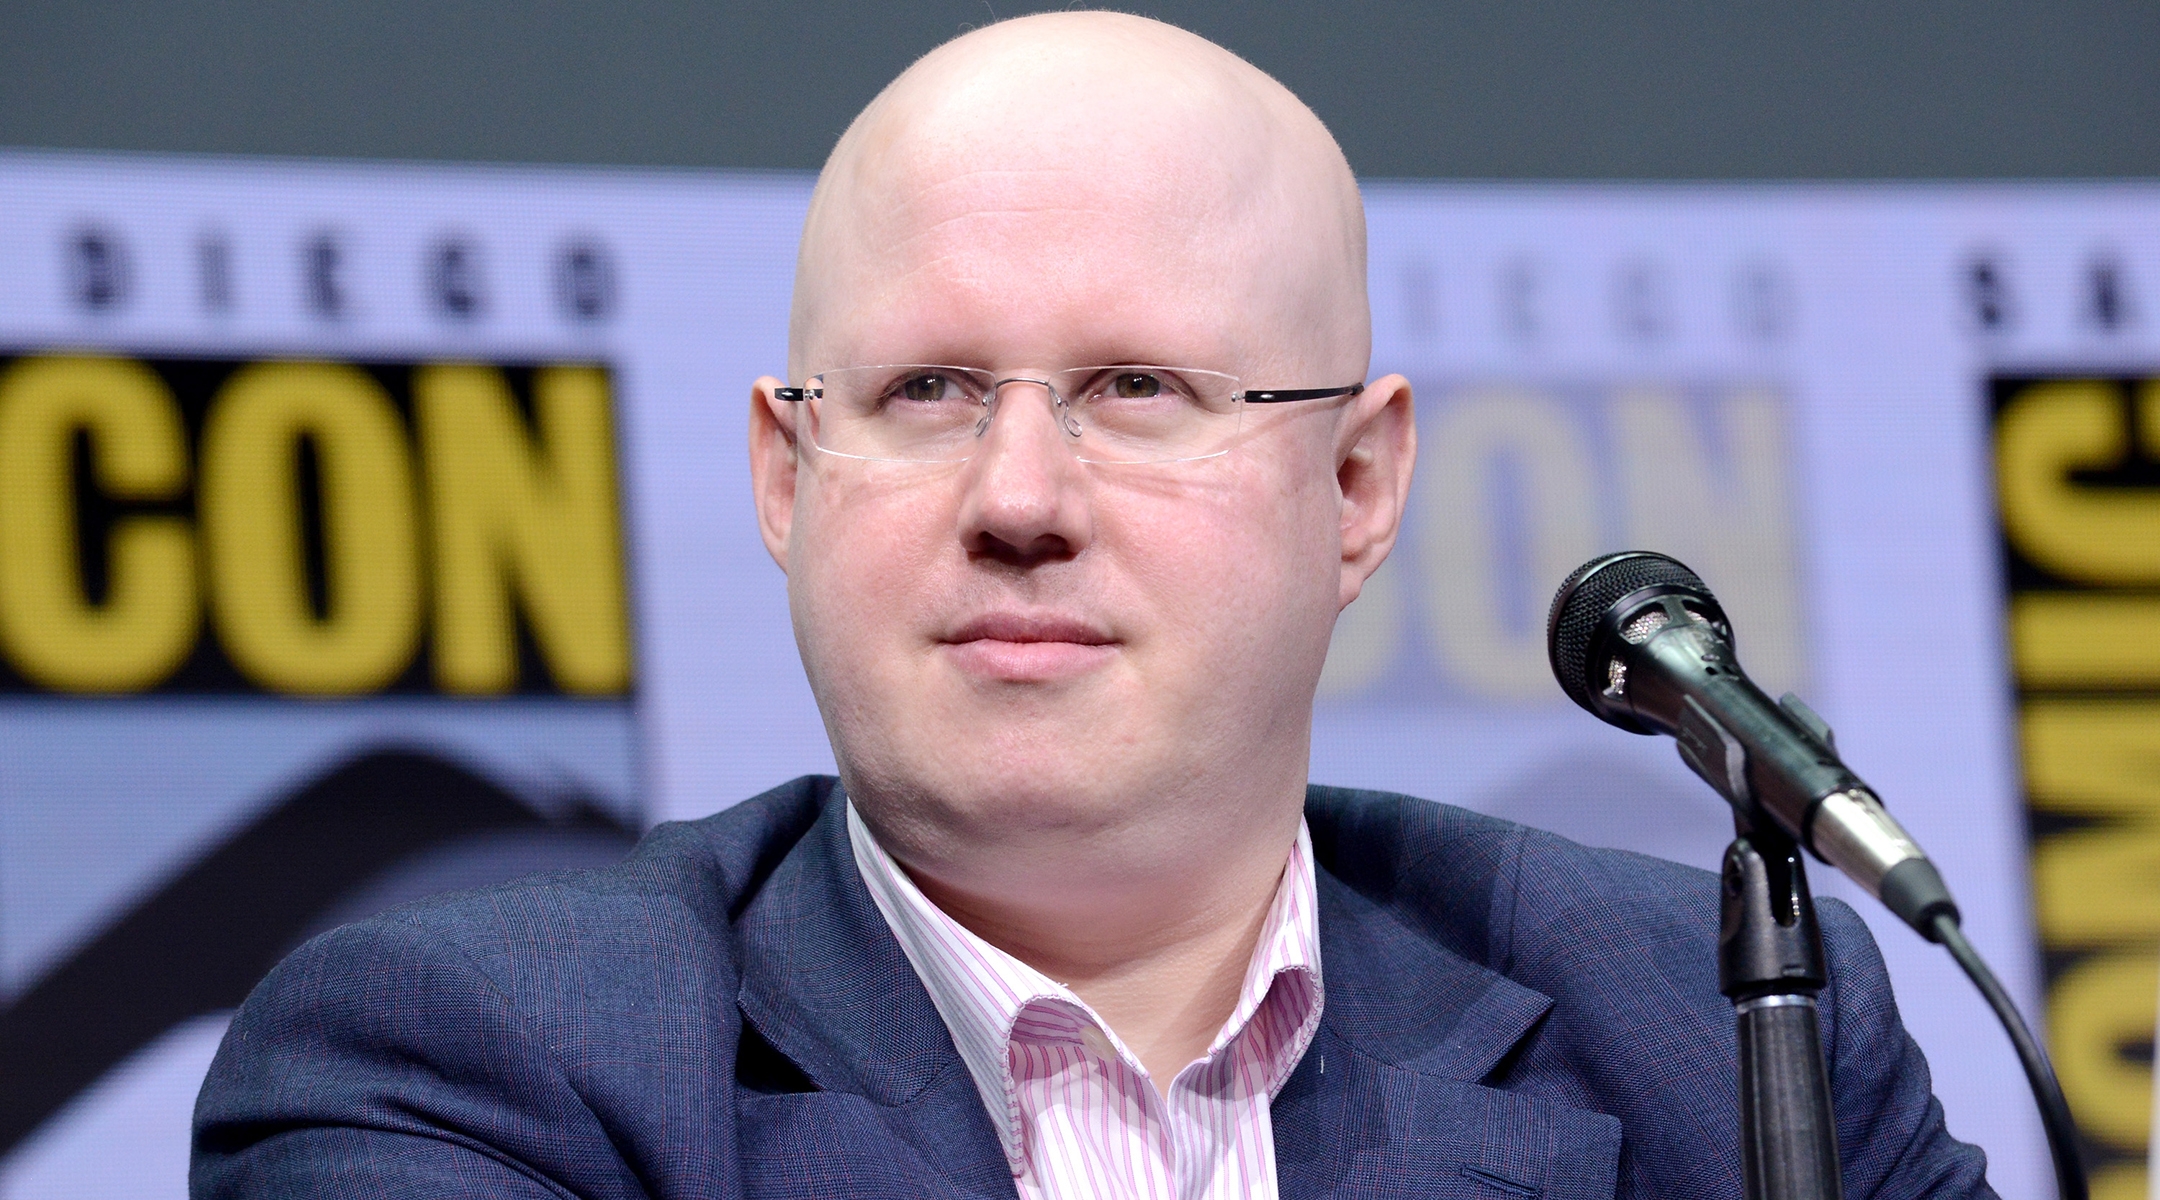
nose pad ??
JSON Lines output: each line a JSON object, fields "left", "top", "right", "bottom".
{"left": 981, "top": 377, "right": 1080, "bottom": 449}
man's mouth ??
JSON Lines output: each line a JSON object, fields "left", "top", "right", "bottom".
{"left": 941, "top": 613, "right": 1118, "bottom": 681}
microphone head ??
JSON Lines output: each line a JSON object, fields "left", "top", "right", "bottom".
{"left": 1547, "top": 551, "right": 1725, "bottom": 732}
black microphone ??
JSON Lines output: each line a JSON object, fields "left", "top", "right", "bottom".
{"left": 1548, "top": 550, "right": 2090, "bottom": 1200}
{"left": 1544, "top": 550, "right": 1957, "bottom": 938}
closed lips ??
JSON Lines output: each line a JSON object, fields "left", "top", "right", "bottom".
{"left": 945, "top": 615, "right": 1114, "bottom": 646}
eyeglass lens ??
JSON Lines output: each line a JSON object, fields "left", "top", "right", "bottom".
{"left": 804, "top": 365, "right": 1244, "bottom": 465}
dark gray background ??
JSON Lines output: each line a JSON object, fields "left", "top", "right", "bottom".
{"left": 3, "top": 0, "right": 2157, "bottom": 178}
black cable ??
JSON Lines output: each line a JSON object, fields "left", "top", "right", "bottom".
{"left": 1928, "top": 912, "right": 2089, "bottom": 1200}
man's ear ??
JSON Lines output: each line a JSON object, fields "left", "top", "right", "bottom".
{"left": 1334, "top": 373, "right": 1415, "bottom": 610}
{"left": 748, "top": 375, "right": 800, "bottom": 571}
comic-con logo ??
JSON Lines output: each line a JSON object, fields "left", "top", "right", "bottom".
{"left": 1994, "top": 375, "right": 2160, "bottom": 1192}
{"left": 0, "top": 355, "right": 630, "bottom": 696}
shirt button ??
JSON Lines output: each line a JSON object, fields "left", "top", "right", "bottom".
{"left": 1080, "top": 1025, "right": 1115, "bottom": 1059}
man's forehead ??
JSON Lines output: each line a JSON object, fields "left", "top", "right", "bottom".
{"left": 836, "top": 158, "right": 1254, "bottom": 302}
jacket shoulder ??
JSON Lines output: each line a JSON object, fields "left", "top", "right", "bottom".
{"left": 1304, "top": 783, "right": 1993, "bottom": 1198}
{"left": 1305, "top": 782, "right": 1721, "bottom": 975}
{"left": 195, "top": 775, "right": 842, "bottom": 1198}
{"left": 350, "top": 773, "right": 834, "bottom": 961}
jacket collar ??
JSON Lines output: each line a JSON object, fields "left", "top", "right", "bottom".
{"left": 1306, "top": 865, "right": 1554, "bottom": 1081}
{"left": 732, "top": 783, "right": 1558, "bottom": 1093}
{"left": 1275, "top": 787, "right": 1621, "bottom": 1199}
{"left": 734, "top": 784, "right": 1019, "bottom": 1197}
{"left": 735, "top": 781, "right": 976, "bottom": 1105}
{"left": 734, "top": 782, "right": 1604, "bottom": 1195}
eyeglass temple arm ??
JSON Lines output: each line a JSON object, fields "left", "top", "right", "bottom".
{"left": 1240, "top": 384, "right": 1365, "bottom": 404}
{"left": 774, "top": 387, "right": 809, "bottom": 402}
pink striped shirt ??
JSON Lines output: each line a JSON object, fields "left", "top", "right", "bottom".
{"left": 845, "top": 801, "right": 1325, "bottom": 1200}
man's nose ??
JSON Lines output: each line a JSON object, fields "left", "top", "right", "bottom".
{"left": 956, "top": 379, "right": 1093, "bottom": 563}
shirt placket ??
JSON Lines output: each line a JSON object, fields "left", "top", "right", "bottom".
{"left": 1006, "top": 1005, "right": 1156, "bottom": 1199}
{"left": 1173, "top": 1025, "right": 1262, "bottom": 1200}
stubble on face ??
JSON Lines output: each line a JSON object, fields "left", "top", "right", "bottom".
{"left": 779, "top": 12, "right": 1374, "bottom": 910}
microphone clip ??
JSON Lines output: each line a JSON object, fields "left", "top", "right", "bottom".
{"left": 1719, "top": 827, "right": 1828, "bottom": 1001}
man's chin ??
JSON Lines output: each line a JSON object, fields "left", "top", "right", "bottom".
{"left": 927, "top": 781, "right": 1152, "bottom": 841}
{"left": 857, "top": 753, "right": 1162, "bottom": 832}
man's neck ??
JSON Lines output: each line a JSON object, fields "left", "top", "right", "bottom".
{"left": 901, "top": 823, "right": 1299, "bottom": 1096}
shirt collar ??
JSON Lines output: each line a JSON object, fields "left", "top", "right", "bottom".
{"left": 845, "top": 798, "right": 1324, "bottom": 1168}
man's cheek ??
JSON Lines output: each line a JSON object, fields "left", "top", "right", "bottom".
{"left": 1172, "top": 515, "right": 1286, "bottom": 600}
{"left": 820, "top": 529, "right": 937, "bottom": 652}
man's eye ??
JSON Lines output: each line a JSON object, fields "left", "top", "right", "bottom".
{"left": 898, "top": 374, "right": 953, "bottom": 403}
{"left": 1111, "top": 373, "right": 1164, "bottom": 399}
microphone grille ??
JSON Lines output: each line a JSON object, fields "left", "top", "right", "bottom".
{"left": 1546, "top": 551, "right": 1712, "bottom": 714}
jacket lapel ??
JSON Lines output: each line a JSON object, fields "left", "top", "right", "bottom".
{"left": 1274, "top": 867, "right": 1622, "bottom": 1199}
{"left": 734, "top": 785, "right": 1017, "bottom": 1199}
{"left": 731, "top": 782, "right": 1619, "bottom": 1198}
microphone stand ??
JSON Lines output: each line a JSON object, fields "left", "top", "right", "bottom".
{"left": 1720, "top": 818, "right": 1842, "bottom": 1200}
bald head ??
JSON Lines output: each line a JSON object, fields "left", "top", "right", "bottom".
{"left": 789, "top": 12, "right": 1369, "bottom": 384}
{"left": 750, "top": 11, "right": 1418, "bottom": 979}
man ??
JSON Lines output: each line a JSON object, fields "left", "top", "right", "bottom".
{"left": 194, "top": 12, "right": 1993, "bottom": 1198}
